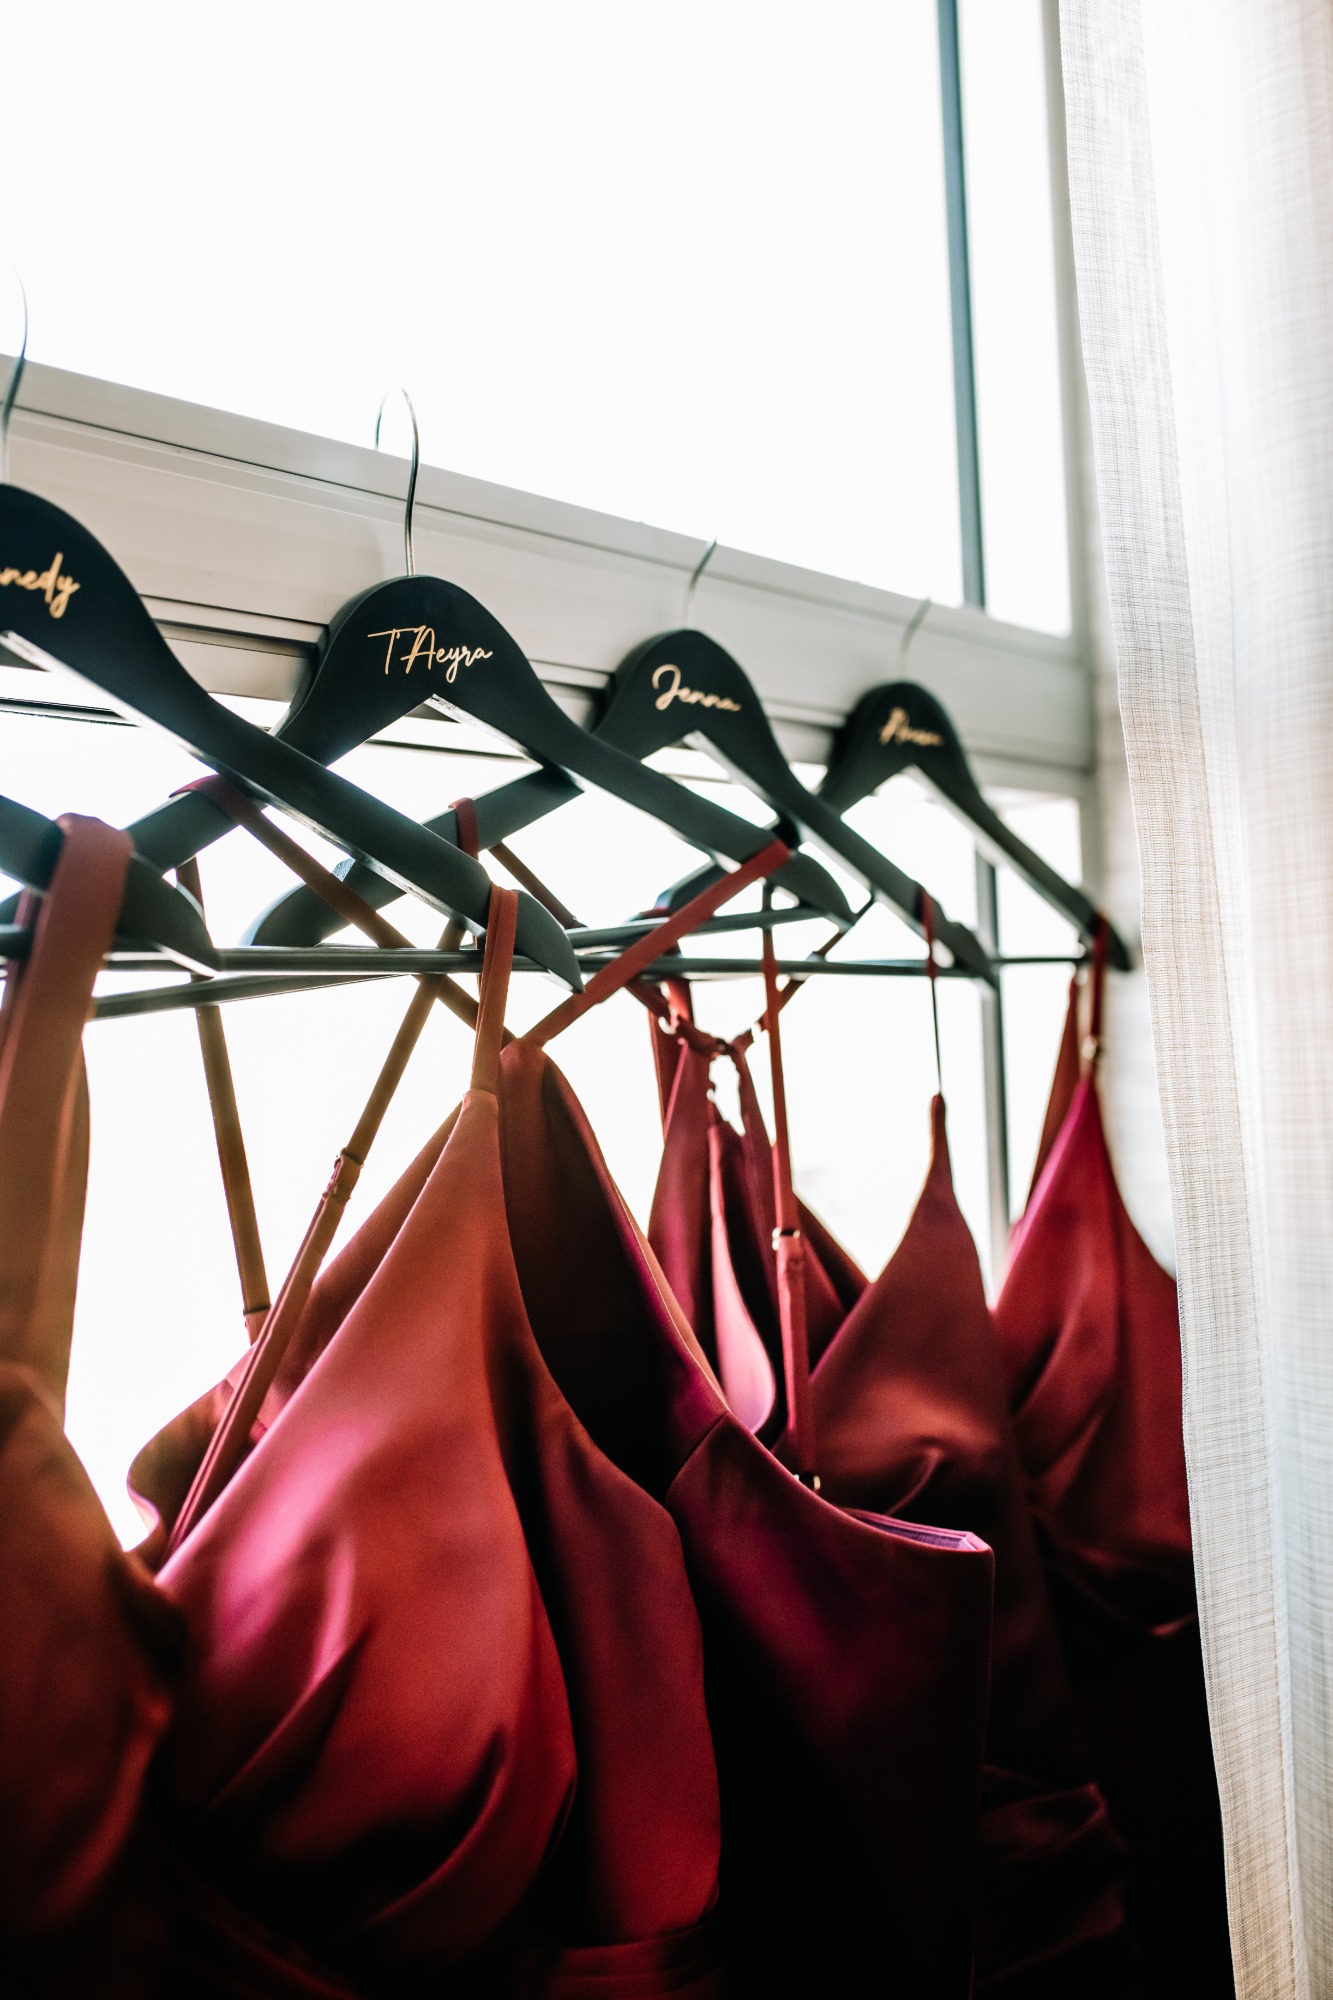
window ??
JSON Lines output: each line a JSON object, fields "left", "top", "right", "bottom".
{"left": 7, "top": 0, "right": 1066, "bottom": 617}
{"left": 960, "top": 0, "right": 1071, "bottom": 633}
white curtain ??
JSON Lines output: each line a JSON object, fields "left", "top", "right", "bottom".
{"left": 1059, "top": 5, "right": 1333, "bottom": 1996}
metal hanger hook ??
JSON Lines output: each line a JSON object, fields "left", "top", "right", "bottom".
{"left": 374, "top": 387, "right": 420, "bottom": 578}
{"left": 897, "top": 595, "right": 932, "bottom": 675}
{"left": 1, "top": 275, "right": 30, "bottom": 488}
{"left": 685, "top": 536, "right": 719, "bottom": 627}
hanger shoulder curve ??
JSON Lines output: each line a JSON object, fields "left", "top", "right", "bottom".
{"left": 0, "top": 487, "right": 579, "bottom": 986}
{"left": 0, "top": 792, "right": 216, "bottom": 971}
{"left": 822, "top": 681, "right": 1131, "bottom": 970}
{"left": 273, "top": 576, "right": 846, "bottom": 915}
{"left": 599, "top": 632, "right": 994, "bottom": 982}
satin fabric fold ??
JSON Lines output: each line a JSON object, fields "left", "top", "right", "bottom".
{"left": 997, "top": 979, "right": 1231, "bottom": 1996}
{"left": 647, "top": 1016, "right": 862, "bottom": 1441}
{"left": 794, "top": 1095, "right": 1134, "bottom": 1992}
{"left": 645, "top": 1009, "right": 1136, "bottom": 1993}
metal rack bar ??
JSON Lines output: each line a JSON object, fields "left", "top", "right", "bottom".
{"left": 0, "top": 896, "right": 826, "bottom": 973}
{"left": 566, "top": 901, "right": 827, "bottom": 949}
{"left": 90, "top": 950, "right": 1085, "bottom": 1022}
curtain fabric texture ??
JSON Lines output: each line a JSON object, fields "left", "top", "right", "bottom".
{"left": 1059, "top": 6, "right": 1333, "bottom": 1997}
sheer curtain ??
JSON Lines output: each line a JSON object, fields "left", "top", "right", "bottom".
{"left": 1059, "top": 6, "right": 1333, "bottom": 1995}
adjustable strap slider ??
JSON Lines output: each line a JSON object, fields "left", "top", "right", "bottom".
{"left": 323, "top": 1150, "right": 363, "bottom": 1206}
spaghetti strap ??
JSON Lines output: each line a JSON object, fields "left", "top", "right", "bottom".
{"left": 1025, "top": 918, "right": 1109, "bottom": 1208}
{"left": 0, "top": 815, "right": 131, "bottom": 1405}
{"left": 472, "top": 886, "right": 518, "bottom": 1095}
{"left": 526, "top": 839, "right": 789, "bottom": 1047}
{"left": 452, "top": 794, "right": 481, "bottom": 862}
{"left": 1027, "top": 972, "right": 1082, "bottom": 1205}
{"left": 0, "top": 815, "right": 185, "bottom": 1989}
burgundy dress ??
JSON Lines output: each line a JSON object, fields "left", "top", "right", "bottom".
{"left": 141, "top": 894, "right": 995, "bottom": 1997}
{"left": 2, "top": 829, "right": 627, "bottom": 1996}
{"left": 0, "top": 821, "right": 365, "bottom": 1998}
{"left": 646, "top": 1007, "right": 1138, "bottom": 1994}
{"left": 496, "top": 1033, "right": 992, "bottom": 1997}
{"left": 150, "top": 888, "right": 725, "bottom": 1996}
{"left": 995, "top": 965, "right": 1232, "bottom": 1997}
{"left": 0, "top": 817, "right": 180, "bottom": 1996}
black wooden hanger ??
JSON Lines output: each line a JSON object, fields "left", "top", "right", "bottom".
{"left": 0, "top": 484, "right": 579, "bottom": 985}
{"left": 265, "top": 573, "right": 843, "bottom": 916}
{"left": 0, "top": 331, "right": 573, "bottom": 978}
{"left": 592, "top": 627, "right": 995, "bottom": 982}
{"left": 89, "top": 394, "right": 843, "bottom": 951}
{"left": 0, "top": 791, "right": 216, "bottom": 972}
{"left": 820, "top": 678, "right": 1130, "bottom": 970}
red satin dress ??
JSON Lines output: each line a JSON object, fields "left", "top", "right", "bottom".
{"left": 995, "top": 956, "right": 1232, "bottom": 1996}
{"left": 142, "top": 896, "right": 995, "bottom": 1998}
{"left": 0, "top": 817, "right": 182, "bottom": 1996}
{"left": 646, "top": 987, "right": 863, "bottom": 1440}
{"left": 0, "top": 818, "right": 403, "bottom": 1996}
{"left": 496, "top": 1035, "right": 992, "bottom": 1997}
{"left": 645, "top": 1002, "right": 1136, "bottom": 1994}
{"left": 147, "top": 887, "right": 725, "bottom": 1996}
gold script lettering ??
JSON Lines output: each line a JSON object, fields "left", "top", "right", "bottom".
{"left": 367, "top": 626, "right": 494, "bottom": 682}
{"left": 878, "top": 705, "right": 943, "bottom": 748}
{"left": 0, "top": 551, "right": 80, "bottom": 620}
{"left": 651, "top": 662, "right": 742, "bottom": 714}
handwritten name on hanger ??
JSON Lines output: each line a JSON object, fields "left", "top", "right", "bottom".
{"left": 368, "top": 626, "right": 494, "bottom": 680}
{"left": 878, "top": 705, "right": 942, "bottom": 748}
{"left": 652, "top": 662, "right": 742, "bottom": 714}
{"left": 0, "top": 552, "right": 79, "bottom": 620}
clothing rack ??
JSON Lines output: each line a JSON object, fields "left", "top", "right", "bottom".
{"left": 2, "top": 877, "right": 1090, "bottom": 1028}
{"left": 88, "top": 948, "right": 1087, "bottom": 1023}
{"left": 0, "top": 914, "right": 1089, "bottom": 1022}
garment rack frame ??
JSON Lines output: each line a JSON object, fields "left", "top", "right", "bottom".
{"left": 0, "top": 346, "right": 1101, "bottom": 1269}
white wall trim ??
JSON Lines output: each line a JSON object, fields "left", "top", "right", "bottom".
{"left": 1, "top": 358, "right": 1091, "bottom": 790}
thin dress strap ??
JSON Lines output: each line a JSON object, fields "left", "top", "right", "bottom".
{"left": 525, "top": 838, "right": 790, "bottom": 1048}
{"left": 451, "top": 795, "right": 481, "bottom": 863}
{"left": 168, "top": 826, "right": 499, "bottom": 1553}
{"left": 761, "top": 898, "right": 817, "bottom": 1484}
{"left": 1083, "top": 915, "right": 1109, "bottom": 1072}
{"left": 472, "top": 886, "right": 518, "bottom": 1096}
{"left": 0, "top": 816, "right": 131, "bottom": 1407}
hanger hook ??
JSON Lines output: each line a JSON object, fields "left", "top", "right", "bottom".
{"left": 897, "top": 596, "right": 932, "bottom": 676}
{"left": 685, "top": 536, "right": 718, "bottom": 628}
{"left": 374, "top": 387, "right": 420, "bottom": 578}
{"left": 1, "top": 276, "right": 30, "bottom": 488}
